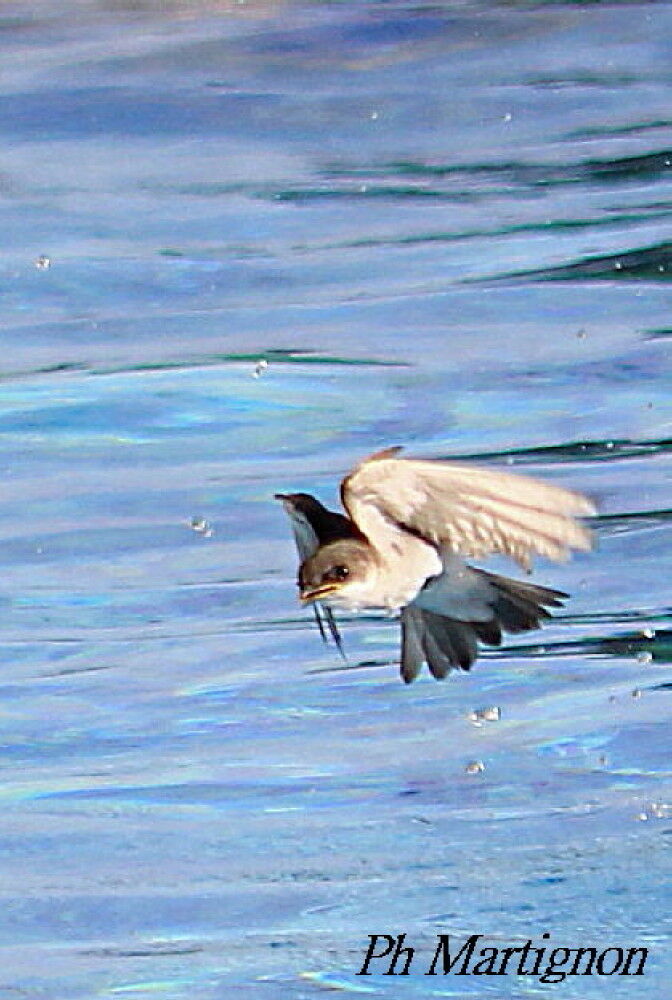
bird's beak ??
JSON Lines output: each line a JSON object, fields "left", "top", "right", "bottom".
{"left": 299, "top": 583, "right": 340, "bottom": 604}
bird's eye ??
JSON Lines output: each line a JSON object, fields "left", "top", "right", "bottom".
{"left": 324, "top": 564, "right": 349, "bottom": 583}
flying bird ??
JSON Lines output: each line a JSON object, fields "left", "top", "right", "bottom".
{"left": 276, "top": 447, "right": 595, "bottom": 683}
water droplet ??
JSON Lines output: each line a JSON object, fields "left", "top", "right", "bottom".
{"left": 189, "top": 516, "right": 214, "bottom": 538}
{"left": 465, "top": 760, "right": 485, "bottom": 775}
{"left": 468, "top": 706, "right": 501, "bottom": 724}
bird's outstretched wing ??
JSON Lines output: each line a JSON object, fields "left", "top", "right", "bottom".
{"left": 341, "top": 448, "right": 595, "bottom": 571}
{"left": 275, "top": 493, "right": 348, "bottom": 657}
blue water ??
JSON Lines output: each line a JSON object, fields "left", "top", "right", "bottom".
{"left": 0, "top": 1, "right": 670, "bottom": 997}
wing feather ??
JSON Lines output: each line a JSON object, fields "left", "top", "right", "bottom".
{"left": 275, "top": 494, "right": 348, "bottom": 658}
{"left": 342, "top": 452, "right": 595, "bottom": 570}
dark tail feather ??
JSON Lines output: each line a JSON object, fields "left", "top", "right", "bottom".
{"left": 401, "top": 573, "right": 568, "bottom": 683}
{"left": 401, "top": 606, "right": 425, "bottom": 683}
{"left": 401, "top": 607, "right": 478, "bottom": 682}
{"left": 475, "top": 569, "right": 567, "bottom": 635}
{"left": 425, "top": 614, "right": 478, "bottom": 678}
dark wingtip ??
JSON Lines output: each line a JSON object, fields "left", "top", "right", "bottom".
{"left": 366, "top": 445, "right": 404, "bottom": 462}
{"left": 275, "top": 491, "right": 326, "bottom": 511}
{"left": 324, "top": 606, "right": 347, "bottom": 662}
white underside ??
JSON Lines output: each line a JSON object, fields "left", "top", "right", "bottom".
{"left": 324, "top": 544, "right": 499, "bottom": 621}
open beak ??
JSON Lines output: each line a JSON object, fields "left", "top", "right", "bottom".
{"left": 299, "top": 583, "right": 339, "bottom": 604}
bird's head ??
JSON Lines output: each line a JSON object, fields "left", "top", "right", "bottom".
{"left": 298, "top": 540, "right": 374, "bottom": 607}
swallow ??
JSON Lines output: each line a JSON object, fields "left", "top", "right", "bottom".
{"left": 276, "top": 447, "right": 595, "bottom": 683}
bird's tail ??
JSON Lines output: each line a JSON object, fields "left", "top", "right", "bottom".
{"left": 400, "top": 571, "right": 567, "bottom": 683}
